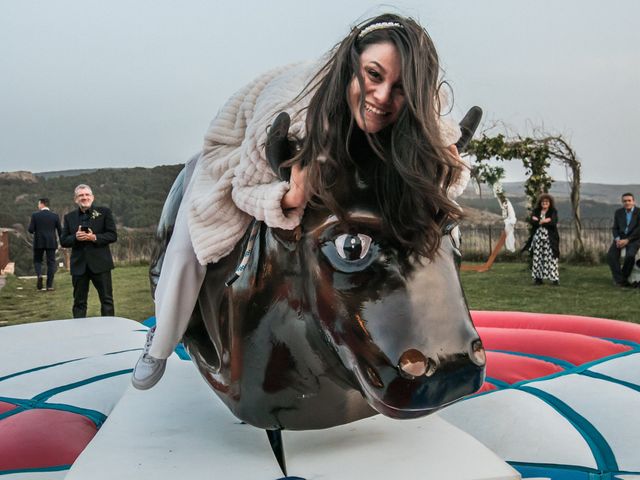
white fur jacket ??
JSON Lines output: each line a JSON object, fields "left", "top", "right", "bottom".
{"left": 187, "top": 61, "right": 466, "bottom": 265}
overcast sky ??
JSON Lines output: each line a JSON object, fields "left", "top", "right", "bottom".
{"left": 1, "top": 0, "right": 638, "bottom": 184}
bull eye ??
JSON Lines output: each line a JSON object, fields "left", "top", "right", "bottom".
{"left": 320, "top": 232, "right": 378, "bottom": 273}
{"left": 335, "top": 233, "right": 371, "bottom": 260}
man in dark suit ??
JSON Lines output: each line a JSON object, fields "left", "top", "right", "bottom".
{"left": 28, "top": 198, "right": 62, "bottom": 290}
{"left": 607, "top": 192, "right": 640, "bottom": 286}
{"left": 61, "top": 184, "right": 117, "bottom": 317}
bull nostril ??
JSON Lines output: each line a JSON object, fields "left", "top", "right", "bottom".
{"left": 398, "top": 349, "right": 429, "bottom": 379}
{"left": 470, "top": 339, "right": 486, "bottom": 366}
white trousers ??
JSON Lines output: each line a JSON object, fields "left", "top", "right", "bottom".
{"left": 149, "top": 190, "right": 206, "bottom": 359}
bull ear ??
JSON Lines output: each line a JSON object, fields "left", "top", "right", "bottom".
{"left": 271, "top": 225, "right": 302, "bottom": 249}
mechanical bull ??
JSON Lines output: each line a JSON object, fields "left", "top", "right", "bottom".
{"left": 149, "top": 108, "right": 486, "bottom": 434}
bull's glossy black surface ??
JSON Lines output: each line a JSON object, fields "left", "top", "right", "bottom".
{"left": 152, "top": 111, "right": 486, "bottom": 431}
{"left": 184, "top": 190, "right": 481, "bottom": 430}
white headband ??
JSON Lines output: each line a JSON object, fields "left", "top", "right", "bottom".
{"left": 357, "top": 21, "right": 403, "bottom": 40}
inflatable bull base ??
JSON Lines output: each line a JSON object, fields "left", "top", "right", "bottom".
{"left": 66, "top": 356, "right": 518, "bottom": 480}
{"left": 0, "top": 317, "right": 517, "bottom": 480}
{"left": 4, "top": 313, "right": 639, "bottom": 478}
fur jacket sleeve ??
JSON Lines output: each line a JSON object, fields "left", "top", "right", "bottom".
{"left": 187, "top": 61, "right": 464, "bottom": 265}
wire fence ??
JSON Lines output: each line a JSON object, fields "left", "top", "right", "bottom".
{"left": 1, "top": 218, "right": 619, "bottom": 276}
{"left": 460, "top": 219, "right": 614, "bottom": 261}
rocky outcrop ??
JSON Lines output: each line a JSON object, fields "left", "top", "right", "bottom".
{"left": 0, "top": 171, "right": 38, "bottom": 183}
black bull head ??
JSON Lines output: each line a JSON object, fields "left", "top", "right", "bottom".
{"left": 150, "top": 108, "right": 486, "bottom": 432}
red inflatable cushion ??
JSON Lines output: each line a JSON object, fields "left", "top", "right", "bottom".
{"left": 0, "top": 401, "right": 16, "bottom": 415}
{"left": 471, "top": 310, "right": 640, "bottom": 343}
{"left": 485, "top": 351, "right": 564, "bottom": 384}
{"left": 477, "top": 327, "right": 631, "bottom": 366}
{"left": 475, "top": 382, "right": 498, "bottom": 394}
{"left": 0, "top": 409, "right": 97, "bottom": 471}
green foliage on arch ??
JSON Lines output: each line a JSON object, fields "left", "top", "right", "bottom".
{"left": 467, "top": 134, "right": 553, "bottom": 208}
{"left": 466, "top": 133, "right": 585, "bottom": 253}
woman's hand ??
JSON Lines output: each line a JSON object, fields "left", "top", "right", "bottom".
{"left": 531, "top": 216, "right": 539, "bottom": 222}
{"left": 281, "top": 163, "right": 307, "bottom": 209}
{"left": 448, "top": 144, "right": 460, "bottom": 161}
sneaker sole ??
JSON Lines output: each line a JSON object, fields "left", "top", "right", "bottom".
{"left": 131, "top": 359, "right": 167, "bottom": 391}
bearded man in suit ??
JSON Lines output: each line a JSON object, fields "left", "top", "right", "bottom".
{"left": 28, "top": 198, "right": 62, "bottom": 290}
{"left": 607, "top": 192, "right": 640, "bottom": 287}
{"left": 61, "top": 184, "right": 117, "bottom": 317}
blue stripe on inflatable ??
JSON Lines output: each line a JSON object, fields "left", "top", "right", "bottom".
{"left": 32, "top": 369, "right": 133, "bottom": 402}
{"left": 37, "top": 402, "right": 108, "bottom": 427}
{"left": 0, "top": 348, "right": 147, "bottom": 382}
{"left": 0, "top": 464, "right": 72, "bottom": 476}
{"left": 104, "top": 347, "right": 144, "bottom": 356}
{"left": 572, "top": 348, "right": 639, "bottom": 372}
{"left": 580, "top": 370, "right": 640, "bottom": 394}
{"left": 600, "top": 337, "right": 640, "bottom": 349}
{"left": 0, "top": 401, "right": 26, "bottom": 420}
{"left": 513, "top": 350, "right": 640, "bottom": 388}
{"left": 487, "top": 349, "right": 574, "bottom": 368}
{"left": 174, "top": 343, "right": 191, "bottom": 360}
{"left": 518, "top": 385, "right": 618, "bottom": 472}
{"left": 486, "top": 349, "right": 640, "bottom": 390}
{"left": 142, "top": 316, "right": 156, "bottom": 327}
{"left": 510, "top": 461, "right": 607, "bottom": 479}
{"left": 483, "top": 376, "right": 510, "bottom": 389}
{"left": 0, "top": 396, "right": 108, "bottom": 427}
{"left": 0, "top": 357, "right": 87, "bottom": 382}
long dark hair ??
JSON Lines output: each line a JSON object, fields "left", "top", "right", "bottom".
{"left": 293, "top": 13, "right": 462, "bottom": 259}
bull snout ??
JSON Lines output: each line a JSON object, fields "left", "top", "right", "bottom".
{"left": 396, "top": 339, "right": 486, "bottom": 380}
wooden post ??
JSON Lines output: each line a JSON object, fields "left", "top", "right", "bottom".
{"left": 0, "top": 230, "right": 9, "bottom": 272}
{"left": 63, "top": 249, "right": 70, "bottom": 270}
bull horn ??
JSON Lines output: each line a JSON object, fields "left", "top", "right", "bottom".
{"left": 455, "top": 106, "right": 483, "bottom": 153}
{"left": 266, "top": 428, "right": 287, "bottom": 476}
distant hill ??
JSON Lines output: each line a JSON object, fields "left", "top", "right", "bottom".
{"left": 463, "top": 181, "right": 640, "bottom": 205}
{"left": 459, "top": 181, "right": 639, "bottom": 223}
{"left": 35, "top": 169, "right": 98, "bottom": 179}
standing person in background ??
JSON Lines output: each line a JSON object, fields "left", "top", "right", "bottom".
{"left": 28, "top": 198, "right": 62, "bottom": 291}
{"left": 526, "top": 193, "right": 560, "bottom": 285}
{"left": 60, "top": 184, "right": 118, "bottom": 317}
{"left": 607, "top": 193, "right": 640, "bottom": 287}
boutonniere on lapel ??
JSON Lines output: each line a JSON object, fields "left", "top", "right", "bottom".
{"left": 90, "top": 209, "right": 101, "bottom": 220}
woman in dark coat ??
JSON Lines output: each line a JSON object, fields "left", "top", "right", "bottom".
{"left": 527, "top": 193, "right": 560, "bottom": 285}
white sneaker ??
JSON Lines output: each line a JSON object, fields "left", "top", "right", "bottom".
{"left": 131, "top": 326, "right": 167, "bottom": 390}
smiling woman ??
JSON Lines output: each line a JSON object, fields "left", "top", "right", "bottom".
{"left": 297, "top": 13, "right": 464, "bottom": 260}
{"left": 347, "top": 42, "right": 405, "bottom": 133}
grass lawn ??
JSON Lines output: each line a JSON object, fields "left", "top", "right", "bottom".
{"left": 0, "top": 265, "right": 154, "bottom": 327}
{"left": 0, "top": 263, "right": 637, "bottom": 327}
{"left": 461, "top": 263, "right": 639, "bottom": 323}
